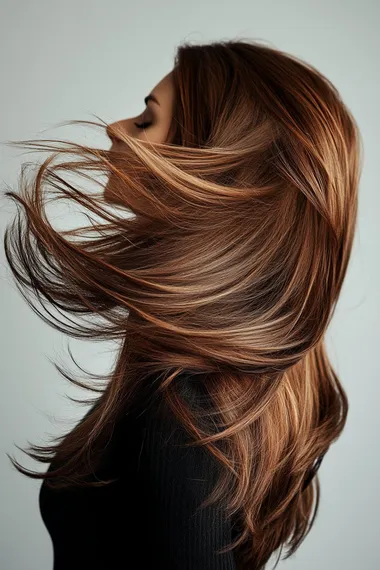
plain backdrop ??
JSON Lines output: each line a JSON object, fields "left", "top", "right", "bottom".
{"left": 0, "top": 1, "right": 378, "bottom": 569}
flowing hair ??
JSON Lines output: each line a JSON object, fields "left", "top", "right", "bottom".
{"left": 3, "top": 38, "right": 363, "bottom": 569}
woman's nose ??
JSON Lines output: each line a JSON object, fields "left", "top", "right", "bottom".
{"left": 106, "top": 119, "right": 134, "bottom": 145}
{"left": 106, "top": 121, "right": 120, "bottom": 144}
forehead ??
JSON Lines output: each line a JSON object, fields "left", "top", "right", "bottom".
{"left": 150, "top": 70, "right": 174, "bottom": 103}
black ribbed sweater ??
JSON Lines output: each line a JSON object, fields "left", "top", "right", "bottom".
{"left": 39, "top": 374, "right": 238, "bottom": 569}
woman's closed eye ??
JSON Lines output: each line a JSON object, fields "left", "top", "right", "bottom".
{"left": 134, "top": 121, "right": 152, "bottom": 130}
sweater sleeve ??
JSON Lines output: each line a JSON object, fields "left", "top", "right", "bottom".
{"left": 138, "top": 378, "right": 237, "bottom": 570}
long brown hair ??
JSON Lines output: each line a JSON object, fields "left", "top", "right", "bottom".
{"left": 3, "top": 38, "right": 363, "bottom": 569}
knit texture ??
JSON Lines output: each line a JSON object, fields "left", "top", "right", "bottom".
{"left": 39, "top": 375, "right": 238, "bottom": 569}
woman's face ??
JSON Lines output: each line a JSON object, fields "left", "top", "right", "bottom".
{"left": 104, "top": 70, "right": 175, "bottom": 204}
{"left": 107, "top": 70, "right": 175, "bottom": 146}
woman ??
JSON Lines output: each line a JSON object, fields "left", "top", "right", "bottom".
{"left": 4, "top": 39, "right": 363, "bottom": 569}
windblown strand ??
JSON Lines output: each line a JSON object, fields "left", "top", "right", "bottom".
{"left": 3, "top": 38, "right": 363, "bottom": 569}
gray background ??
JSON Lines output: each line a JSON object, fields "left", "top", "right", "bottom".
{"left": 1, "top": 1, "right": 378, "bottom": 569}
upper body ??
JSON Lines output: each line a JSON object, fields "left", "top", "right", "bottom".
{"left": 39, "top": 72, "right": 238, "bottom": 570}
{"left": 5, "top": 40, "right": 358, "bottom": 570}
{"left": 39, "top": 374, "right": 238, "bottom": 570}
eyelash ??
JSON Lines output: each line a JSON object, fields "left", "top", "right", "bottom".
{"left": 134, "top": 121, "right": 152, "bottom": 130}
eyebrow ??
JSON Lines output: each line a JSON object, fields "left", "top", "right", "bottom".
{"left": 144, "top": 93, "right": 160, "bottom": 107}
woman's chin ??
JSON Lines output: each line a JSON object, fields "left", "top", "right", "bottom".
{"left": 103, "top": 185, "right": 113, "bottom": 204}
{"left": 103, "top": 179, "right": 119, "bottom": 205}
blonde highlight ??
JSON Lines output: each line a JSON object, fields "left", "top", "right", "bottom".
{"left": 3, "top": 38, "right": 363, "bottom": 569}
